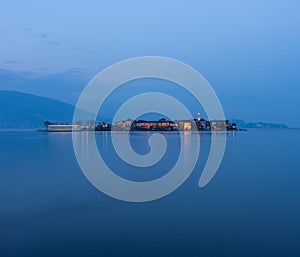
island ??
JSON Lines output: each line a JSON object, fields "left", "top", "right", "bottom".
{"left": 41, "top": 113, "right": 246, "bottom": 132}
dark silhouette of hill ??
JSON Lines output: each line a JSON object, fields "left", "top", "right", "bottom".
{"left": 0, "top": 90, "right": 76, "bottom": 128}
{"left": 0, "top": 90, "right": 290, "bottom": 129}
{"left": 231, "top": 119, "right": 289, "bottom": 129}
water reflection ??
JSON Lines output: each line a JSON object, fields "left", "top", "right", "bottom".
{"left": 1, "top": 130, "right": 300, "bottom": 256}
{"left": 72, "top": 131, "right": 201, "bottom": 202}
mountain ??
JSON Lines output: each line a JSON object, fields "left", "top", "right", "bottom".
{"left": 0, "top": 90, "right": 76, "bottom": 129}
{"left": 0, "top": 90, "right": 290, "bottom": 129}
{"left": 230, "top": 119, "right": 289, "bottom": 129}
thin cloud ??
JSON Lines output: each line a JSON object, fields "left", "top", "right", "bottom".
{"left": 21, "top": 27, "right": 49, "bottom": 40}
{"left": 39, "top": 33, "right": 48, "bottom": 39}
{"left": 0, "top": 26, "right": 10, "bottom": 35}
{"left": 22, "top": 27, "right": 33, "bottom": 32}
{"left": 47, "top": 40, "right": 60, "bottom": 46}
{"left": 2, "top": 60, "right": 21, "bottom": 64}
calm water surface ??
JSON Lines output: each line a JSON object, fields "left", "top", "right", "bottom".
{"left": 0, "top": 130, "right": 300, "bottom": 257}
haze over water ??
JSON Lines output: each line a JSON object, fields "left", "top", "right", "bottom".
{"left": 1, "top": 129, "right": 299, "bottom": 257}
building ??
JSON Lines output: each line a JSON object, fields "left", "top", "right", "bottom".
{"left": 210, "top": 120, "right": 227, "bottom": 131}
{"left": 174, "top": 120, "right": 198, "bottom": 130}
{"left": 115, "top": 119, "right": 133, "bottom": 130}
{"left": 130, "top": 118, "right": 177, "bottom": 131}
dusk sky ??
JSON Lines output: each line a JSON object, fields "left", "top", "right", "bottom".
{"left": 1, "top": 0, "right": 299, "bottom": 127}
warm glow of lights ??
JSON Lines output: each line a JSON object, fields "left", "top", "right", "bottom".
{"left": 183, "top": 122, "right": 191, "bottom": 130}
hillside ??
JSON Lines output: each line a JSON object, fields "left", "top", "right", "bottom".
{"left": 230, "top": 119, "right": 289, "bottom": 129}
{"left": 0, "top": 90, "right": 290, "bottom": 129}
{"left": 0, "top": 90, "right": 76, "bottom": 129}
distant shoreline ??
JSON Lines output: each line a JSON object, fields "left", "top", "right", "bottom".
{"left": 0, "top": 91, "right": 292, "bottom": 129}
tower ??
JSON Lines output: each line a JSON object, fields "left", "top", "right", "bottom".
{"left": 197, "top": 112, "right": 200, "bottom": 121}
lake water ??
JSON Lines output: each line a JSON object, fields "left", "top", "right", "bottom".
{"left": 1, "top": 130, "right": 300, "bottom": 257}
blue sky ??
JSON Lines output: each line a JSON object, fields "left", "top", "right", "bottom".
{"left": 1, "top": 0, "right": 300, "bottom": 126}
